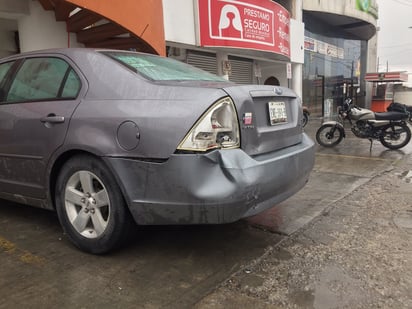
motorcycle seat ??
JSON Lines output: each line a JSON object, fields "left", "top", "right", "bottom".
{"left": 375, "top": 111, "right": 409, "bottom": 121}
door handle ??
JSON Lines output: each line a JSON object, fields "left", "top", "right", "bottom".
{"left": 40, "top": 115, "right": 65, "bottom": 124}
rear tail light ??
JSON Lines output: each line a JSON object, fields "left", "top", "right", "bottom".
{"left": 177, "top": 97, "right": 240, "bottom": 152}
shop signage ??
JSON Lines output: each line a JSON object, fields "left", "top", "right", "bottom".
{"left": 286, "top": 63, "right": 292, "bottom": 79}
{"left": 304, "top": 36, "right": 344, "bottom": 59}
{"left": 198, "top": 0, "right": 290, "bottom": 58}
{"left": 304, "top": 37, "right": 315, "bottom": 52}
{"left": 365, "top": 72, "right": 408, "bottom": 82}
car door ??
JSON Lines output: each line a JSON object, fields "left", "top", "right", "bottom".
{"left": 0, "top": 56, "right": 83, "bottom": 199}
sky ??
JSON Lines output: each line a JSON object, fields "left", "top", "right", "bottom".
{"left": 376, "top": 0, "right": 412, "bottom": 76}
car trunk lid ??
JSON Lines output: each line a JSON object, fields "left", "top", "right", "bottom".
{"left": 223, "top": 85, "right": 303, "bottom": 156}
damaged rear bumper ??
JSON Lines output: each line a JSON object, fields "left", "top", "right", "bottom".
{"left": 105, "top": 133, "right": 315, "bottom": 225}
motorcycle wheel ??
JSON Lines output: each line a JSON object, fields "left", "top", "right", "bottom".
{"left": 302, "top": 111, "right": 309, "bottom": 127}
{"left": 379, "top": 123, "right": 411, "bottom": 150}
{"left": 316, "top": 124, "right": 344, "bottom": 147}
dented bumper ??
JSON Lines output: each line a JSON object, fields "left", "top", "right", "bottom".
{"left": 105, "top": 133, "right": 315, "bottom": 225}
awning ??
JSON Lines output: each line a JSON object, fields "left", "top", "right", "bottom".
{"left": 365, "top": 72, "right": 408, "bottom": 82}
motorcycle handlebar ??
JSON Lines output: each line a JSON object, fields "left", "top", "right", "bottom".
{"left": 343, "top": 97, "right": 362, "bottom": 111}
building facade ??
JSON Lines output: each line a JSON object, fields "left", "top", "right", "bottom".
{"left": 163, "top": 0, "right": 304, "bottom": 96}
{"left": 302, "top": 0, "right": 378, "bottom": 115}
{"left": 0, "top": 0, "right": 378, "bottom": 115}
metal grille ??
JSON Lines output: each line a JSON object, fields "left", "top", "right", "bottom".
{"left": 186, "top": 51, "right": 253, "bottom": 84}
{"left": 228, "top": 56, "right": 253, "bottom": 85}
{"left": 186, "top": 51, "right": 217, "bottom": 75}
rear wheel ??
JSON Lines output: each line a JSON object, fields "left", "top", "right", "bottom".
{"left": 316, "top": 124, "right": 344, "bottom": 147}
{"left": 55, "top": 155, "right": 133, "bottom": 254}
{"left": 379, "top": 123, "right": 411, "bottom": 150}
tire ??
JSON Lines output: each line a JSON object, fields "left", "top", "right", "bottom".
{"left": 302, "top": 112, "right": 309, "bottom": 127}
{"left": 316, "top": 124, "right": 344, "bottom": 147}
{"left": 55, "top": 155, "right": 133, "bottom": 254}
{"left": 379, "top": 123, "right": 411, "bottom": 150}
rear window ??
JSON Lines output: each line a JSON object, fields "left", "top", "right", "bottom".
{"left": 0, "top": 62, "right": 13, "bottom": 82}
{"left": 101, "top": 51, "right": 227, "bottom": 82}
{"left": 5, "top": 57, "right": 81, "bottom": 103}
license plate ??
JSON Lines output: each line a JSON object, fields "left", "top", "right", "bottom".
{"left": 268, "top": 101, "right": 287, "bottom": 125}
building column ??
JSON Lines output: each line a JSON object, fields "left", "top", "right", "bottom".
{"left": 291, "top": 0, "right": 303, "bottom": 98}
{"left": 364, "top": 34, "right": 378, "bottom": 108}
{"left": 292, "top": 63, "right": 303, "bottom": 99}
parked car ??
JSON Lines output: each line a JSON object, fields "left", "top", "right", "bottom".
{"left": 0, "top": 49, "right": 315, "bottom": 254}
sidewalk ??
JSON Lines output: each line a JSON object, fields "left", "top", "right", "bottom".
{"left": 246, "top": 118, "right": 407, "bottom": 236}
{"left": 195, "top": 121, "right": 412, "bottom": 308}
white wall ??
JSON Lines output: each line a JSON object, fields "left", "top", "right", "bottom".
{"left": 18, "top": 0, "right": 83, "bottom": 53}
{"left": 0, "top": 18, "right": 18, "bottom": 57}
{"left": 0, "top": 0, "right": 29, "bottom": 19}
{"left": 394, "top": 90, "right": 412, "bottom": 105}
{"left": 0, "top": 30, "right": 16, "bottom": 57}
{"left": 162, "top": 0, "right": 197, "bottom": 45}
{"left": 258, "top": 61, "right": 288, "bottom": 87}
{"left": 0, "top": 0, "right": 25, "bottom": 58}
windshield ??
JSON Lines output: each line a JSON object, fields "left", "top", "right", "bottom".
{"left": 101, "top": 51, "right": 227, "bottom": 82}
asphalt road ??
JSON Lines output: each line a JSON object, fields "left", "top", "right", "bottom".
{"left": 1, "top": 119, "right": 411, "bottom": 308}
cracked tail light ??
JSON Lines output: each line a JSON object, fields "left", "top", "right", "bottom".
{"left": 177, "top": 97, "right": 240, "bottom": 152}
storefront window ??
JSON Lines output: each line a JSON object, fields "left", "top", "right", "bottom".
{"left": 303, "top": 30, "right": 362, "bottom": 117}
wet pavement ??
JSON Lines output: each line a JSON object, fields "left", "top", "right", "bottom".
{"left": 1, "top": 119, "right": 412, "bottom": 308}
{"left": 0, "top": 204, "right": 280, "bottom": 308}
{"left": 247, "top": 117, "right": 410, "bottom": 235}
{"left": 197, "top": 119, "right": 412, "bottom": 308}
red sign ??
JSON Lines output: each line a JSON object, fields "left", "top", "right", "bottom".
{"left": 365, "top": 72, "right": 408, "bottom": 82}
{"left": 198, "top": 0, "right": 290, "bottom": 57}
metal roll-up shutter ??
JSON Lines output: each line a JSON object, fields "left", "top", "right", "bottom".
{"left": 228, "top": 56, "right": 253, "bottom": 84}
{"left": 186, "top": 51, "right": 217, "bottom": 75}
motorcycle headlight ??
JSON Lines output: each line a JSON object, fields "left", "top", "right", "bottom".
{"left": 177, "top": 97, "right": 240, "bottom": 152}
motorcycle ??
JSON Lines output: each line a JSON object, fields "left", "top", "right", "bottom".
{"left": 316, "top": 97, "right": 411, "bottom": 150}
{"left": 387, "top": 102, "right": 412, "bottom": 124}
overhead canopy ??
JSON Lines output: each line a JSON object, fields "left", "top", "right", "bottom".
{"left": 304, "top": 11, "right": 377, "bottom": 41}
{"left": 37, "top": 0, "right": 165, "bottom": 55}
{"left": 365, "top": 72, "right": 408, "bottom": 83}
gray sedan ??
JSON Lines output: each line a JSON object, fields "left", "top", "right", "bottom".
{"left": 0, "top": 49, "right": 315, "bottom": 253}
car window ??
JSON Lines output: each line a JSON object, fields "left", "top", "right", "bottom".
{"left": 0, "top": 61, "right": 15, "bottom": 101}
{"left": 101, "top": 51, "right": 227, "bottom": 82}
{"left": 6, "top": 57, "right": 80, "bottom": 103}
{"left": 0, "top": 61, "right": 14, "bottom": 82}
{"left": 61, "top": 69, "right": 81, "bottom": 99}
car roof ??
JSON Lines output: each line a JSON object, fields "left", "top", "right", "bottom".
{"left": 0, "top": 48, "right": 156, "bottom": 62}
